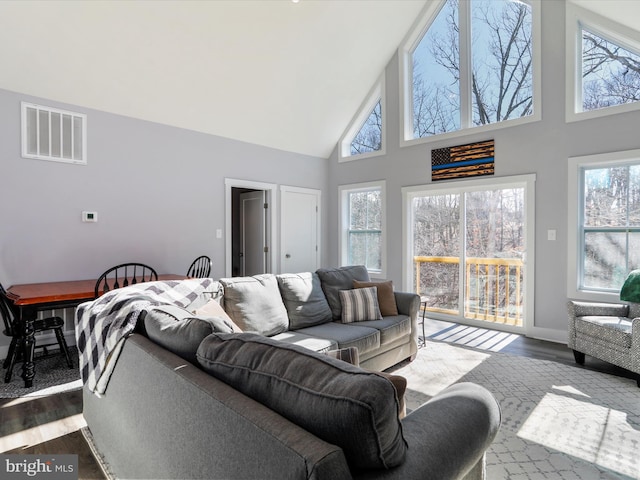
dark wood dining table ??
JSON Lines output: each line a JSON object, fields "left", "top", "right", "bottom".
{"left": 6, "top": 274, "right": 186, "bottom": 388}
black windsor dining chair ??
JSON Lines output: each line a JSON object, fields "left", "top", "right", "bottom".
{"left": 0, "top": 282, "right": 73, "bottom": 383}
{"left": 94, "top": 263, "right": 158, "bottom": 298}
{"left": 186, "top": 255, "right": 212, "bottom": 278}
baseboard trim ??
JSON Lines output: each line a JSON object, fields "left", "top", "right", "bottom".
{"left": 527, "top": 326, "right": 567, "bottom": 345}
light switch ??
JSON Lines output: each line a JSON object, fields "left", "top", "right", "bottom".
{"left": 547, "top": 229, "right": 556, "bottom": 241}
{"left": 216, "top": 228, "right": 223, "bottom": 239}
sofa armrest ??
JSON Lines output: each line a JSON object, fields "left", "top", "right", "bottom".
{"left": 394, "top": 291, "right": 421, "bottom": 358}
{"left": 354, "top": 382, "right": 500, "bottom": 480}
{"left": 632, "top": 318, "right": 640, "bottom": 372}
{"left": 394, "top": 291, "right": 420, "bottom": 319}
{"left": 567, "top": 300, "right": 629, "bottom": 319}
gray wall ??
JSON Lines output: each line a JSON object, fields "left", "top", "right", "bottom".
{"left": 3, "top": 0, "right": 639, "bottom": 349}
{"left": 0, "top": 89, "right": 328, "bottom": 289}
{"left": 325, "top": 0, "right": 640, "bottom": 342}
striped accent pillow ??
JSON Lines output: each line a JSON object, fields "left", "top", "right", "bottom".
{"left": 339, "top": 287, "right": 383, "bottom": 323}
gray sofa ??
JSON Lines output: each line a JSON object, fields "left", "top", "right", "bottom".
{"left": 80, "top": 272, "right": 501, "bottom": 479}
{"left": 83, "top": 332, "right": 501, "bottom": 480}
{"left": 219, "top": 265, "right": 420, "bottom": 371}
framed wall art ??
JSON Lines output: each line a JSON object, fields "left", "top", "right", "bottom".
{"left": 431, "top": 139, "right": 494, "bottom": 181}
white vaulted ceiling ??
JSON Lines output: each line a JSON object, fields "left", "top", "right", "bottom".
{"left": 0, "top": 0, "right": 428, "bottom": 158}
{"left": 0, "top": 0, "right": 637, "bottom": 159}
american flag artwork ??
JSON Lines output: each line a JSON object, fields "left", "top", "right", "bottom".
{"left": 431, "top": 139, "right": 494, "bottom": 181}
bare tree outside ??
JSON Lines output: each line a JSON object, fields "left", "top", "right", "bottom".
{"left": 582, "top": 29, "right": 640, "bottom": 111}
{"left": 412, "top": 187, "right": 526, "bottom": 323}
{"left": 350, "top": 101, "right": 382, "bottom": 155}
{"left": 412, "top": 0, "right": 532, "bottom": 138}
{"left": 348, "top": 189, "right": 382, "bottom": 270}
{"left": 583, "top": 165, "right": 640, "bottom": 290}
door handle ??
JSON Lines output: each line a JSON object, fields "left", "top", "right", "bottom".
{"left": 285, "top": 254, "right": 291, "bottom": 258}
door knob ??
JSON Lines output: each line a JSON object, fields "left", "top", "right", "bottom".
{"left": 285, "top": 254, "right": 291, "bottom": 258}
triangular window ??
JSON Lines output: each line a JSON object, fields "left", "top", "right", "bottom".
{"left": 339, "top": 76, "right": 385, "bottom": 161}
{"left": 350, "top": 101, "right": 382, "bottom": 156}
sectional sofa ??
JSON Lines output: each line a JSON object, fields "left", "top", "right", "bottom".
{"left": 218, "top": 265, "right": 420, "bottom": 371}
{"left": 79, "top": 271, "right": 501, "bottom": 480}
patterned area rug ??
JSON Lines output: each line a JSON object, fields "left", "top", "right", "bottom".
{"left": 390, "top": 340, "right": 640, "bottom": 480}
{"left": 0, "top": 347, "right": 81, "bottom": 398}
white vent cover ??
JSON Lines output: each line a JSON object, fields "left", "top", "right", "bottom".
{"left": 21, "top": 102, "right": 87, "bottom": 164}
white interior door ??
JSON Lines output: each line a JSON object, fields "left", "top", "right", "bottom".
{"left": 281, "top": 186, "right": 320, "bottom": 273}
{"left": 240, "top": 190, "right": 266, "bottom": 276}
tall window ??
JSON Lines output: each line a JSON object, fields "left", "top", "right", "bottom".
{"left": 339, "top": 182, "right": 385, "bottom": 276}
{"left": 566, "top": 4, "right": 640, "bottom": 121}
{"left": 568, "top": 150, "right": 640, "bottom": 300}
{"left": 402, "top": 0, "right": 539, "bottom": 144}
{"left": 339, "top": 76, "right": 385, "bottom": 161}
{"left": 403, "top": 174, "right": 535, "bottom": 331}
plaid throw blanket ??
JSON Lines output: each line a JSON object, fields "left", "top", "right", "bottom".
{"left": 75, "top": 278, "right": 217, "bottom": 395}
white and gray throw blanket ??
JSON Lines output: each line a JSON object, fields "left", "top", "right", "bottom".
{"left": 75, "top": 278, "right": 217, "bottom": 395}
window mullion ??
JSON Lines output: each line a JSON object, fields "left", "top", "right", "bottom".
{"left": 459, "top": 0, "right": 472, "bottom": 129}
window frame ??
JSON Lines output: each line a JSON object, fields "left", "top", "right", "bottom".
{"left": 402, "top": 173, "right": 536, "bottom": 335}
{"left": 339, "top": 181, "right": 387, "bottom": 278}
{"left": 565, "top": 3, "right": 640, "bottom": 123}
{"left": 567, "top": 149, "right": 640, "bottom": 302}
{"left": 338, "top": 75, "right": 386, "bottom": 162}
{"left": 398, "top": 0, "right": 541, "bottom": 148}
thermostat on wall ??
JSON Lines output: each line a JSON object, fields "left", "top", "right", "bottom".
{"left": 82, "top": 211, "right": 98, "bottom": 223}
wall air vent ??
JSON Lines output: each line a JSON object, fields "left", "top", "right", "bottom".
{"left": 21, "top": 101, "right": 87, "bottom": 165}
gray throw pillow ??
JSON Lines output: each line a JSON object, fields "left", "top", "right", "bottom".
{"left": 196, "top": 332, "right": 407, "bottom": 470}
{"left": 339, "top": 287, "right": 383, "bottom": 323}
{"left": 276, "top": 272, "right": 333, "bottom": 329}
{"left": 219, "top": 274, "right": 289, "bottom": 336}
{"left": 144, "top": 304, "right": 234, "bottom": 364}
{"left": 316, "top": 265, "right": 370, "bottom": 320}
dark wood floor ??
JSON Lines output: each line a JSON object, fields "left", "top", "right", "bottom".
{"left": 0, "top": 323, "right": 636, "bottom": 480}
{"left": 423, "top": 318, "right": 638, "bottom": 382}
{"left": 503, "top": 333, "right": 637, "bottom": 379}
{"left": 0, "top": 389, "right": 106, "bottom": 479}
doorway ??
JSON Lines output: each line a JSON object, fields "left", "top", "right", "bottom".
{"left": 238, "top": 189, "right": 266, "bottom": 276}
{"left": 280, "top": 186, "right": 321, "bottom": 273}
{"left": 225, "top": 179, "right": 277, "bottom": 277}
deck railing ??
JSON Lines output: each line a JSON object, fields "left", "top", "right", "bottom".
{"left": 414, "top": 255, "right": 524, "bottom": 327}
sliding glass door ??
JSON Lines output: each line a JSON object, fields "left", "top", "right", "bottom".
{"left": 404, "top": 175, "right": 535, "bottom": 330}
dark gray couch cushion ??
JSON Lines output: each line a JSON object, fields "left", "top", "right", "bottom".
{"left": 316, "top": 265, "right": 370, "bottom": 320}
{"left": 196, "top": 332, "right": 407, "bottom": 470}
{"left": 143, "top": 304, "right": 234, "bottom": 364}
{"left": 219, "top": 274, "right": 289, "bottom": 336}
{"left": 276, "top": 272, "right": 333, "bottom": 329}
{"left": 271, "top": 330, "right": 338, "bottom": 352}
{"left": 295, "top": 322, "right": 380, "bottom": 355}
{"left": 353, "top": 315, "right": 412, "bottom": 346}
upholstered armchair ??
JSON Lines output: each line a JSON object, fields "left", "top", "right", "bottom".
{"left": 567, "top": 300, "right": 640, "bottom": 387}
